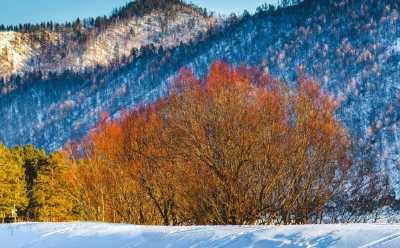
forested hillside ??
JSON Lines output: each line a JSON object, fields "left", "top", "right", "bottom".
{"left": 0, "top": 0, "right": 218, "bottom": 85}
{"left": 0, "top": 61, "right": 397, "bottom": 224}
{"left": 1, "top": 61, "right": 392, "bottom": 225}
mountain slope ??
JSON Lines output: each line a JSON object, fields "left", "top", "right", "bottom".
{"left": 0, "top": 0, "right": 218, "bottom": 89}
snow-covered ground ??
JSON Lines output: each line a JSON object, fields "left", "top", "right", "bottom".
{"left": 1, "top": 222, "right": 400, "bottom": 248}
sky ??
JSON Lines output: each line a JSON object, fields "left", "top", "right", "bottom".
{"left": 0, "top": 0, "right": 278, "bottom": 26}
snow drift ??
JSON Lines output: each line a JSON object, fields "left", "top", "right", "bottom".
{"left": 1, "top": 222, "right": 400, "bottom": 248}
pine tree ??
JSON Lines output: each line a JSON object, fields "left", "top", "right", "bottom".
{"left": 13, "top": 145, "right": 48, "bottom": 219}
{"left": 0, "top": 144, "right": 28, "bottom": 222}
{"left": 33, "top": 152, "right": 74, "bottom": 221}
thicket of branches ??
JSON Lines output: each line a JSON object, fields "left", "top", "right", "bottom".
{"left": 64, "top": 61, "right": 351, "bottom": 225}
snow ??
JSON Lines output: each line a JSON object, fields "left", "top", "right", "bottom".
{"left": 81, "top": 10, "right": 215, "bottom": 69}
{"left": 392, "top": 38, "right": 400, "bottom": 53}
{"left": 0, "top": 31, "right": 36, "bottom": 76}
{"left": 2, "top": 222, "right": 400, "bottom": 248}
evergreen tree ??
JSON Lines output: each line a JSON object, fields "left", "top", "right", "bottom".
{"left": 32, "top": 152, "right": 74, "bottom": 221}
{"left": 13, "top": 145, "right": 48, "bottom": 219}
{"left": 0, "top": 144, "right": 28, "bottom": 221}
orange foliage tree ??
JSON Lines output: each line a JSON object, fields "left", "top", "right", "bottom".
{"left": 64, "top": 61, "right": 351, "bottom": 225}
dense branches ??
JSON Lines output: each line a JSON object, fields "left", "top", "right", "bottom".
{"left": 65, "top": 62, "right": 351, "bottom": 225}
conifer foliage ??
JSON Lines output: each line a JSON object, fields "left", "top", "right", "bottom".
{"left": 0, "top": 145, "right": 74, "bottom": 222}
{"left": 0, "top": 144, "right": 28, "bottom": 221}
{"left": 32, "top": 153, "right": 74, "bottom": 221}
{"left": 65, "top": 62, "right": 351, "bottom": 225}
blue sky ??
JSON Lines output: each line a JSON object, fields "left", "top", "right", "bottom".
{"left": 0, "top": 0, "right": 278, "bottom": 26}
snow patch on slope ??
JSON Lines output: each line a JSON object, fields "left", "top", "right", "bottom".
{"left": 81, "top": 10, "right": 216, "bottom": 69}
{"left": 392, "top": 39, "right": 400, "bottom": 53}
{"left": 0, "top": 32, "right": 36, "bottom": 76}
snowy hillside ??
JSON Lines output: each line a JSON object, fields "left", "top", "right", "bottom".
{"left": 2, "top": 222, "right": 400, "bottom": 248}
{"left": 0, "top": 0, "right": 219, "bottom": 84}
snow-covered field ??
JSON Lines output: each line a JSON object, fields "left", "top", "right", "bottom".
{"left": 1, "top": 223, "right": 400, "bottom": 248}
